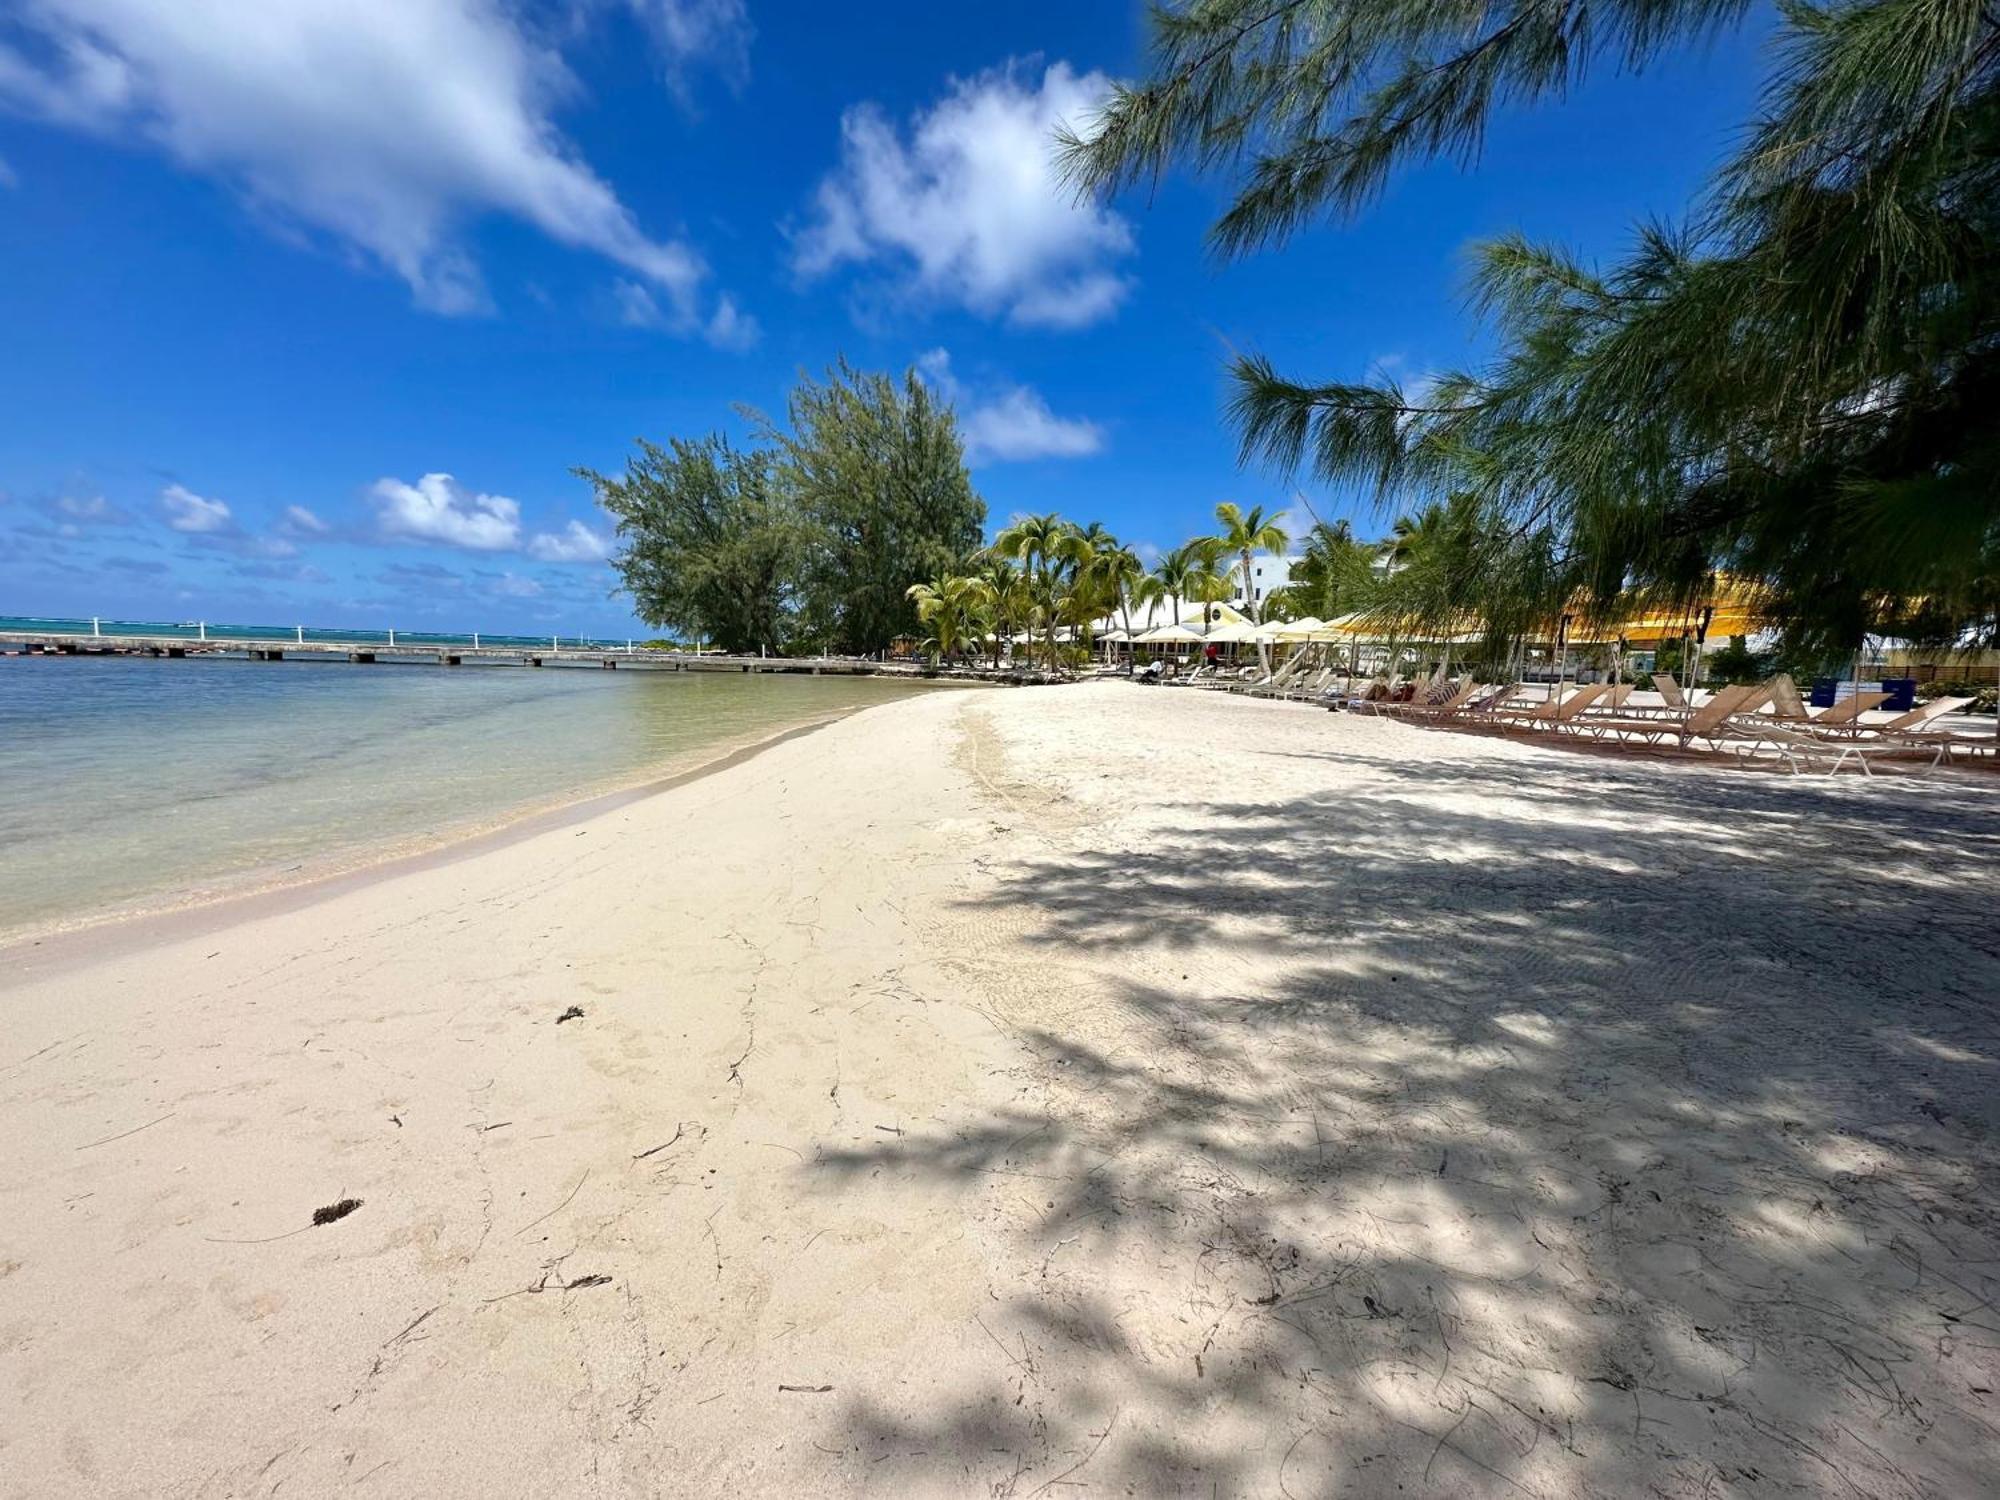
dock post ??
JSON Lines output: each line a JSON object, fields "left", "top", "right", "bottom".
{"left": 92, "top": 616, "right": 100, "bottom": 637}
{"left": 198, "top": 621, "right": 206, "bottom": 641}
{"left": 296, "top": 625, "right": 304, "bottom": 645}
{"left": 473, "top": 632, "right": 480, "bottom": 649}
{"left": 388, "top": 628, "right": 396, "bottom": 648}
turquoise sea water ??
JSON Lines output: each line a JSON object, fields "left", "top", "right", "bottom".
{"left": 0, "top": 654, "right": 942, "bottom": 939}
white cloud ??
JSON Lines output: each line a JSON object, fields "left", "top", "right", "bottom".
{"left": 488, "top": 571, "right": 543, "bottom": 598}
{"left": 614, "top": 278, "right": 665, "bottom": 327}
{"left": 161, "top": 482, "right": 232, "bottom": 532}
{"left": 916, "top": 348, "right": 1104, "bottom": 465}
{"left": 702, "top": 292, "right": 758, "bottom": 351}
{"left": 615, "top": 276, "right": 757, "bottom": 348}
{"left": 370, "top": 472, "right": 521, "bottom": 551}
{"left": 622, "top": 0, "right": 751, "bottom": 95}
{"left": 0, "top": 153, "right": 16, "bottom": 188}
{"left": 281, "top": 503, "right": 329, "bottom": 534}
{"left": 0, "top": 0, "right": 733, "bottom": 327}
{"left": 794, "top": 61, "right": 1134, "bottom": 329}
{"left": 527, "top": 518, "right": 614, "bottom": 562}
{"left": 52, "top": 493, "right": 132, "bottom": 526}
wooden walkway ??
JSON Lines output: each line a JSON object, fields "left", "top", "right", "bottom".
{"left": 4, "top": 629, "right": 941, "bottom": 677}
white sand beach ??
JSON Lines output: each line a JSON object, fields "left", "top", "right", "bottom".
{"left": 3, "top": 681, "right": 1998, "bottom": 1497}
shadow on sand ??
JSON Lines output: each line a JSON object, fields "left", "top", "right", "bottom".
{"left": 810, "top": 738, "right": 2000, "bottom": 1495}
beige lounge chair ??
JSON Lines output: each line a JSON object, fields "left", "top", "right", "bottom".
{"left": 1765, "top": 673, "right": 1810, "bottom": 720}
{"left": 1718, "top": 718, "right": 1945, "bottom": 775}
{"left": 1808, "top": 690, "right": 1892, "bottom": 727}
{"left": 1395, "top": 677, "right": 1486, "bottom": 719}
{"left": 1568, "top": 681, "right": 1762, "bottom": 744}
{"left": 1652, "top": 672, "right": 1686, "bottom": 708}
{"left": 1496, "top": 681, "right": 1609, "bottom": 730}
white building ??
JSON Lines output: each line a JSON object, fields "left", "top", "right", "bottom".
{"left": 1228, "top": 553, "right": 1294, "bottom": 613}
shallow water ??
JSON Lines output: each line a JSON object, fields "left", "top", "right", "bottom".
{"left": 0, "top": 655, "right": 944, "bottom": 937}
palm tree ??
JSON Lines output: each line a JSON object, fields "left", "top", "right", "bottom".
{"left": 1092, "top": 543, "right": 1148, "bottom": 669}
{"left": 1147, "top": 545, "right": 1197, "bottom": 632}
{"left": 1183, "top": 538, "right": 1236, "bottom": 635}
{"left": 994, "top": 513, "right": 1087, "bottom": 672}
{"left": 1289, "top": 516, "right": 1378, "bottom": 620}
{"left": 904, "top": 575, "right": 982, "bottom": 664}
{"left": 1211, "top": 502, "right": 1290, "bottom": 623}
{"left": 970, "top": 554, "right": 1031, "bottom": 668}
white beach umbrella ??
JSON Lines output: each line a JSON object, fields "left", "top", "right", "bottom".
{"left": 1137, "top": 623, "right": 1205, "bottom": 644}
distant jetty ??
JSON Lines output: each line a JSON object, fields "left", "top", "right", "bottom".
{"left": 0, "top": 618, "right": 1035, "bottom": 681}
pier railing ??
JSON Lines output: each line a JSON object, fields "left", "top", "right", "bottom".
{"left": 0, "top": 615, "right": 644, "bottom": 652}
{"left": 0, "top": 615, "right": 1019, "bottom": 680}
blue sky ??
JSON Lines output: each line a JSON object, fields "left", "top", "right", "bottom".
{"left": 1, "top": 1, "right": 1774, "bottom": 637}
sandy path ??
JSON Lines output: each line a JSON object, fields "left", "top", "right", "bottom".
{"left": 3, "top": 681, "right": 1998, "bottom": 1497}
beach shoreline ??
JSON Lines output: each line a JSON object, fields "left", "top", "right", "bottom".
{"left": 3, "top": 681, "right": 1997, "bottom": 1497}
{"left": 0, "top": 687, "right": 958, "bottom": 966}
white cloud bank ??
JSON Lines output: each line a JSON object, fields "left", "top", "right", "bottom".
{"left": 0, "top": 0, "right": 742, "bottom": 337}
{"left": 794, "top": 61, "right": 1134, "bottom": 329}
{"left": 371, "top": 471, "right": 613, "bottom": 561}
{"left": 917, "top": 349, "right": 1103, "bottom": 465}
{"left": 160, "top": 482, "right": 231, "bottom": 533}
{"left": 526, "top": 518, "right": 614, "bottom": 562}
{"left": 616, "top": 277, "right": 757, "bottom": 349}
{"left": 622, "top": 0, "right": 752, "bottom": 95}
{"left": 370, "top": 472, "right": 521, "bottom": 551}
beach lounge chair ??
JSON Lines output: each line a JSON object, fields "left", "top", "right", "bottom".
{"left": 1239, "top": 651, "right": 1316, "bottom": 698}
{"left": 1881, "top": 697, "right": 1990, "bottom": 760}
{"left": 1878, "top": 695, "right": 1976, "bottom": 735}
{"left": 1343, "top": 675, "right": 1402, "bottom": 713}
{"left": 1652, "top": 672, "right": 1686, "bottom": 709}
{"left": 1391, "top": 677, "right": 1484, "bottom": 720}
{"left": 1493, "top": 680, "right": 1608, "bottom": 727}
{"left": 1274, "top": 666, "right": 1335, "bottom": 701}
{"left": 1565, "top": 681, "right": 1763, "bottom": 745}
{"left": 1806, "top": 690, "right": 1892, "bottom": 728}
{"left": 1464, "top": 681, "right": 1525, "bottom": 717}
{"left": 1717, "top": 718, "right": 1946, "bottom": 775}
{"left": 1765, "top": 673, "right": 1810, "bottom": 720}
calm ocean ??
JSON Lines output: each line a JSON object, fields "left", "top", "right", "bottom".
{"left": 0, "top": 654, "right": 942, "bottom": 939}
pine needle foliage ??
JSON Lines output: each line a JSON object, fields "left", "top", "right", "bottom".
{"left": 1067, "top": 0, "right": 2000, "bottom": 655}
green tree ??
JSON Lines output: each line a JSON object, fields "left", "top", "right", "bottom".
{"left": 581, "top": 436, "right": 803, "bottom": 655}
{"left": 971, "top": 554, "right": 1034, "bottom": 668}
{"left": 1210, "top": 501, "right": 1289, "bottom": 622}
{"left": 1092, "top": 542, "right": 1150, "bottom": 668}
{"left": 905, "top": 574, "right": 987, "bottom": 663}
{"left": 1284, "top": 516, "right": 1380, "bottom": 620}
{"left": 1064, "top": 0, "right": 2000, "bottom": 657}
{"left": 762, "top": 360, "right": 985, "bottom": 655}
{"left": 995, "top": 513, "right": 1090, "bottom": 671}
{"left": 1183, "top": 538, "right": 1237, "bottom": 633}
